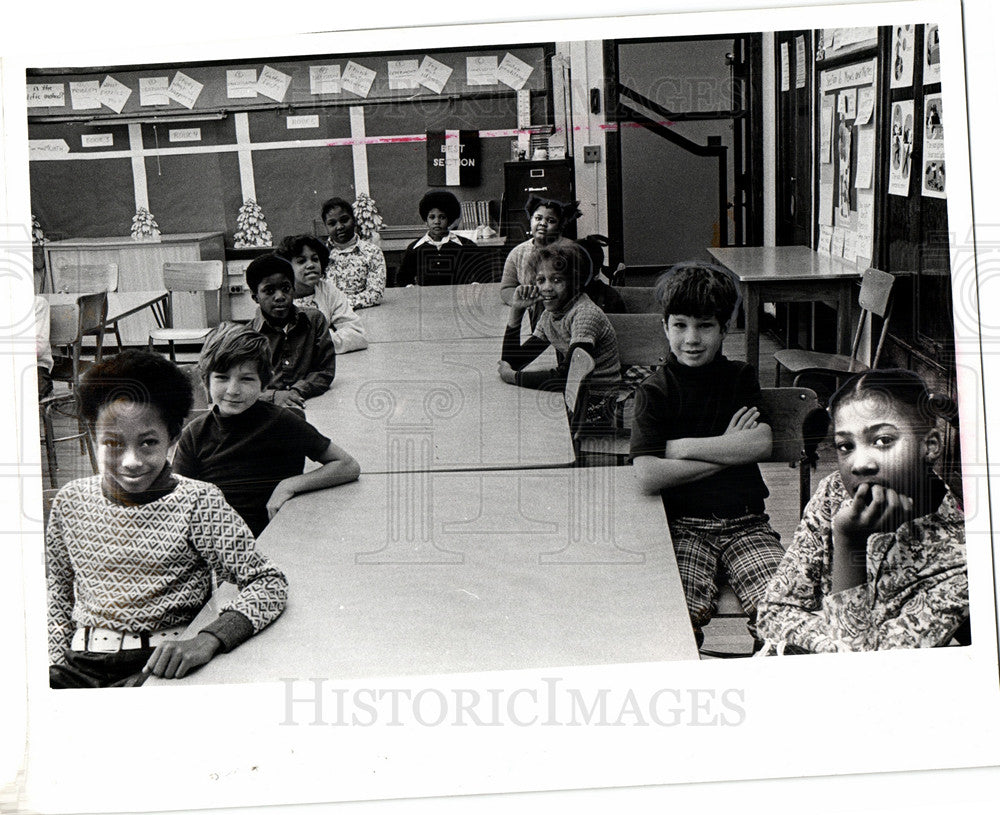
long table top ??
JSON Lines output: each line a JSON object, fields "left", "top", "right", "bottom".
{"left": 708, "top": 246, "right": 863, "bottom": 282}
{"left": 359, "top": 282, "right": 509, "bottom": 343}
{"left": 305, "top": 337, "right": 574, "bottom": 473}
{"left": 152, "top": 467, "right": 697, "bottom": 685}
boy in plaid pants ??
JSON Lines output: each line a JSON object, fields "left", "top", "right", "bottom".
{"left": 630, "top": 263, "right": 784, "bottom": 651}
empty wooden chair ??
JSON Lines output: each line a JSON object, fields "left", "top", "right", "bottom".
{"left": 148, "top": 260, "right": 224, "bottom": 361}
{"left": 50, "top": 262, "right": 122, "bottom": 348}
{"left": 773, "top": 267, "right": 895, "bottom": 390}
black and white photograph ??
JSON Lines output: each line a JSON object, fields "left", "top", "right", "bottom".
{"left": 3, "top": 0, "right": 1000, "bottom": 813}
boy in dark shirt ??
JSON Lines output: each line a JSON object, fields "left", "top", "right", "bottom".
{"left": 629, "top": 263, "right": 784, "bottom": 649}
{"left": 173, "top": 322, "right": 359, "bottom": 537}
{"left": 247, "top": 254, "right": 337, "bottom": 409}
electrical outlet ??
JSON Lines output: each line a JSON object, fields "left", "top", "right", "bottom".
{"left": 229, "top": 284, "right": 245, "bottom": 294}
{"left": 583, "top": 145, "right": 601, "bottom": 164}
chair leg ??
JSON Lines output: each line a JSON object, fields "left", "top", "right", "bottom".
{"left": 41, "top": 406, "right": 59, "bottom": 489}
{"left": 799, "top": 460, "right": 811, "bottom": 515}
{"left": 774, "top": 360, "right": 781, "bottom": 387}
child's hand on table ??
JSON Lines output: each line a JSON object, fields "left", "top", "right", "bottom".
{"left": 143, "top": 632, "right": 221, "bottom": 679}
{"left": 497, "top": 360, "right": 517, "bottom": 384}
{"left": 724, "top": 405, "right": 760, "bottom": 433}
{"left": 273, "top": 389, "right": 305, "bottom": 409}
{"left": 266, "top": 479, "right": 297, "bottom": 519}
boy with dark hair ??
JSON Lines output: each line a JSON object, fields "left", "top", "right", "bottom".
{"left": 246, "top": 254, "right": 337, "bottom": 409}
{"left": 630, "top": 263, "right": 784, "bottom": 650}
{"left": 173, "top": 322, "right": 360, "bottom": 537}
{"left": 396, "top": 190, "right": 477, "bottom": 287}
{"left": 47, "top": 350, "right": 288, "bottom": 688}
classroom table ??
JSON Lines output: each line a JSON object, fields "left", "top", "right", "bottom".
{"left": 359, "top": 282, "right": 509, "bottom": 343}
{"left": 149, "top": 467, "right": 698, "bottom": 685}
{"left": 305, "top": 337, "right": 575, "bottom": 473}
{"left": 707, "top": 246, "right": 862, "bottom": 373}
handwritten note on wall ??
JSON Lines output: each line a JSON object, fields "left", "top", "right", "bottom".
{"left": 257, "top": 66, "right": 291, "bottom": 102}
{"left": 310, "top": 65, "right": 341, "bottom": 95}
{"left": 26, "top": 84, "right": 65, "bottom": 108}
{"left": 341, "top": 62, "right": 377, "bottom": 98}
{"left": 227, "top": 69, "right": 258, "bottom": 99}
{"left": 497, "top": 53, "right": 533, "bottom": 90}
{"left": 139, "top": 77, "right": 169, "bottom": 106}
{"left": 166, "top": 72, "right": 204, "bottom": 109}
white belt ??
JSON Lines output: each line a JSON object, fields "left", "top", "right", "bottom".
{"left": 71, "top": 625, "right": 188, "bottom": 653}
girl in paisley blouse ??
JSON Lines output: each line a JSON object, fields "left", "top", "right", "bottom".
{"left": 321, "top": 197, "right": 386, "bottom": 309}
{"left": 757, "top": 369, "right": 968, "bottom": 653}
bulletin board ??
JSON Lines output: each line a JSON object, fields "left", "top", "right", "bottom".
{"left": 26, "top": 45, "right": 553, "bottom": 246}
{"left": 815, "top": 52, "right": 879, "bottom": 266}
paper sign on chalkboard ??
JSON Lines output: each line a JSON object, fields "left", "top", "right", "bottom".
{"left": 387, "top": 60, "right": 419, "bottom": 90}
{"left": 466, "top": 56, "right": 498, "bottom": 86}
{"left": 81, "top": 133, "right": 114, "bottom": 148}
{"left": 167, "top": 72, "right": 204, "bottom": 109}
{"left": 26, "top": 83, "right": 65, "bottom": 108}
{"left": 227, "top": 69, "right": 258, "bottom": 99}
{"left": 99, "top": 76, "right": 131, "bottom": 114}
{"left": 497, "top": 53, "right": 533, "bottom": 90}
{"left": 342, "top": 61, "right": 377, "bottom": 98}
{"left": 310, "top": 65, "right": 341, "bottom": 95}
{"left": 417, "top": 56, "right": 453, "bottom": 94}
{"left": 139, "top": 77, "right": 169, "bottom": 106}
{"left": 29, "top": 139, "right": 70, "bottom": 159}
{"left": 257, "top": 66, "right": 291, "bottom": 103}
{"left": 70, "top": 81, "right": 100, "bottom": 111}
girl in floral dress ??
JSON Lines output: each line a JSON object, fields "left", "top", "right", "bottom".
{"left": 320, "top": 197, "right": 386, "bottom": 309}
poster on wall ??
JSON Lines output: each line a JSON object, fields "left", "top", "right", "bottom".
{"left": 889, "top": 99, "right": 915, "bottom": 195}
{"left": 836, "top": 112, "right": 853, "bottom": 216}
{"left": 890, "top": 24, "right": 915, "bottom": 88}
{"left": 925, "top": 24, "right": 942, "bottom": 84}
{"left": 922, "top": 92, "right": 946, "bottom": 198}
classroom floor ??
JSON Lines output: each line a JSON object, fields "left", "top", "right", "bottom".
{"left": 36, "top": 326, "right": 838, "bottom": 659}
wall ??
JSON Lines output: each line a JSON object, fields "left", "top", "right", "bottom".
{"left": 27, "top": 46, "right": 552, "bottom": 245}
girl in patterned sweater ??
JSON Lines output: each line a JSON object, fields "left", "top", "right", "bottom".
{"left": 321, "top": 197, "right": 386, "bottom": 309}
{"left": 47, "top": 351, "right": 288, "bottom": 687}
{"left": 757, "top": 369, "right": 968, "bottom": 653}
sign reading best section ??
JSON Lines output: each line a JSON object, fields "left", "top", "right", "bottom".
{"left": 426, "top": 130, "right": 481, "bottom": 187}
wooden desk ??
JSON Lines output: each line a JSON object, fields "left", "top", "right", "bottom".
{"left": 44, "top": 233, "right": 224, "bottom": 344}
{"left": 305, "top": 338, "right": 574, "bottom": 473}
{"left": 151, "top": 468, "right": 697, "bottom": 685}
{"left": 360, "top": 282, "right": 509, "bottom": 343}
{"left": 707, "top": 246, "right": 862, "bottom": 372}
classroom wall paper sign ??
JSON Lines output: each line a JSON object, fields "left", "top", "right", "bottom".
{"left": 891, "top": 24, "right": 915, "bottom": 88}
{"left": 922, "top": 92, "right": 945, "bottom": 198}
{"left": 889, "top": 99, "right": 915, "bottom": 196}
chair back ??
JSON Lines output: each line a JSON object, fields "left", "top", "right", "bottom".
{"left": 605, "top": 312, "right": 670, "bottom": 367}
{"left": 162, "top": 261, "right": 224, "bottom": 292}
{"left": 857, "top": 267, "right": 894, "bottom": 318}
{"left": 48, "top": 292, "right": 107, "bottom": 345}
{"left": 616, "top": 286, "right": 661, "bottom": 314}
{"left": 848, "top": 268, "right": 895, "bottom": 370}
{"left": 758, "top": 387, "right": 823, "bottom": 465}
{"left": 51, "top": 263, "right": 118, "bottom": 294}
